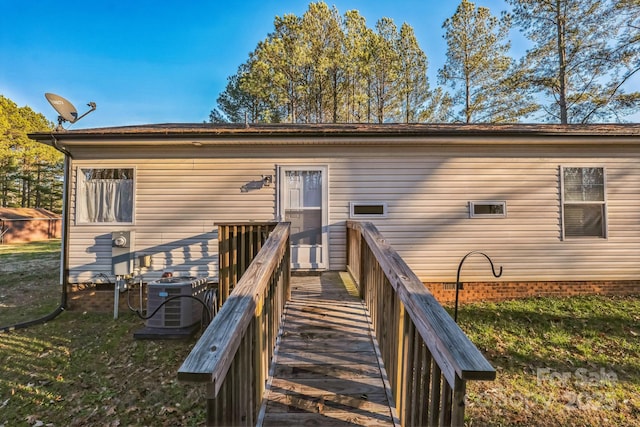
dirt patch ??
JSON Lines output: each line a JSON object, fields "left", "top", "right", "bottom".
{"left": 0, "top": 255, "right": 58, "bottom": 273}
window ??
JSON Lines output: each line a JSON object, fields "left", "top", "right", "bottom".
{"left": 469, "top": 201, "right": 507, "bottom": 218}
{"left": 349, "top": 202, "right": 388, "bottom": 218}
{"left": 76, "top": 168, "right": 134, "bottom": 224}
{"left": 561, "top": 167, "right": 606, "bottom": 239}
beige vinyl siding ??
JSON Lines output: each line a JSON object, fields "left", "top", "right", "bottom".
{"left": 67, "top": 141, "right": 640, "bottom": 284}
{"left": 326, "top": 147, "right": 640, "bottom": 283}
{"left": 68, "top": 159, "right": 277, "bottom": 283}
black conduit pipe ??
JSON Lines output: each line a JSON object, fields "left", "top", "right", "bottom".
{"left": 0, "top": 135, "right": 71, "bottom": 334}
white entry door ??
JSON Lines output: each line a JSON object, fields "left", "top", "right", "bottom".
{"left": 279, "top": 166, "right": 328, "bottom": 270}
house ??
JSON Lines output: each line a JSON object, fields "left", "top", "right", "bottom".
{"left": 0, "top": 207, "right": 61, "bottom": 244}
{"left": 28, "top": 123, "right": 640, "bottom": 309}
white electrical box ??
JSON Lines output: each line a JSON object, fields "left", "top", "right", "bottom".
{"left": 112, "top": 231, "right": 134, "bottom": 276}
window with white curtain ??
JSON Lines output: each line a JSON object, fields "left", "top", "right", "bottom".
{"left": 561, "top": 166, "right": 606, "bottom": 239}
{"left": 76, "top": 168, "right": 134, "bottom": 224}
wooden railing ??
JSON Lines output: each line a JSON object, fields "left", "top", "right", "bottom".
{"left": 346, "top": 221, "right": 496, "bottom": 427}
{"left": 217, "top": 222, "right": 277, "bottom": 308}
{"left": 178, "top": 222, "right": 290, "bottom": 426}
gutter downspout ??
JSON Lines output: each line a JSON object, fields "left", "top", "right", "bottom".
{"left": 57, "top": 147, "right": 73, "bottom": 310}
{"left": 0, "top": 134, "right": 70, "bottom": 333}
{"left": 54, "top": 136, "right": 72, "bottom": 310}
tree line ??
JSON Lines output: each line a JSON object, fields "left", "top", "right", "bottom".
{"left": 210, "top": 0, "right": 640, "bottom": 124}
{"left": 3, "top": 0, "right": 640, "bottom": 212}
{"left": 0, "top": 95, "right": 62, "bottom": 213}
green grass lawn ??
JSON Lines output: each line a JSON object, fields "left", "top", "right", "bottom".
{"left": 1, "top": 241, "right": 639, "bottom": 426}
{"left": 0, "top": 240, "right": 62, "bottom": 327}
{"left": 1, "top": 241, "right": 205, "bottom": 426}
{"left": 457, "top": 296, "right": 640, "bottom": 426}
{"left": 1, "top": 311, "right": 206, "bottom": 426}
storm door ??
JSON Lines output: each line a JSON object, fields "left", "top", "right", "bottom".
{"left": 279, "top": 166, "right": 328, "bottom": 270}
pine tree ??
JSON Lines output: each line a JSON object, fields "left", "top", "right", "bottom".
{"left": 395, "top": 23, "right": 430, "bottom": 123}
{"left": 507, "top": 0, "right": 640, "bottom": 123}
{"left": 370, "top": 18, "right": 401, "bottom": 123}
{"left": 440, "top": 0, "right": 536, "bottom": 123}
{"left": 210, "top": 64, "right": 276, "bottom": 124}
{"left": 342, "top": 10, "right": 372, "bottom": 123}
{"left": 300, "top": 2, "right": 345, "bottom": 123}
{"left": 0, "top": 95, "right": 60, "bottom": 210}
{"left": 243, "top": 13, "right": 305, "bottom": 123}
{"left": 211, "top": 1, "right": 445, "bottom": 124}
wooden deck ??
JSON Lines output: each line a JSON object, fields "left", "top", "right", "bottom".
{"left": 258, "top": 272, "right": 398, "bottom": 426}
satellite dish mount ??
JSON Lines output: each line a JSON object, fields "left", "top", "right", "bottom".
{"left": 45, "top": 93, "right": 96, "bottom": 130}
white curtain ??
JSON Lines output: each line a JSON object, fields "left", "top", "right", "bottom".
{"left": 77, "top": 179, "right": 133, "bottom": 223}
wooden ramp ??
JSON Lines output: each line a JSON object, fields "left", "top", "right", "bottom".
{"left": 259, "top": 272, "right": 397, "bottom": 427}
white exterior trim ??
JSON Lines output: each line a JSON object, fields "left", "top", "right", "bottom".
{"left": 43, "top": 131, "right": 640, "bottom": 285}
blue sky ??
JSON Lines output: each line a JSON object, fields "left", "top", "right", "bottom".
{"left": 0, "top": 0, "right": 563, "bottom": 128}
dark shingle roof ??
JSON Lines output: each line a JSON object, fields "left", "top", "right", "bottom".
{"left": 0, "top": 208, "right": 60, "bottom": 220}
{"left": 29, "top": 122, "right": 640, "bottom": 141}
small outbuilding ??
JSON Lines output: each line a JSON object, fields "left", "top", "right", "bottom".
{"left": 0, "top": 207, "right": 61, "bottom": 244}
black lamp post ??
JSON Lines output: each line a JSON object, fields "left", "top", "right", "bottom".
{"left": 454, "top": 251, "right": 503, "bottom": 322}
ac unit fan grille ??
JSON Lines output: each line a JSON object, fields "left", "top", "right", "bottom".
{"left": 145, "top": 277, "right": 208, "bottom": 329}
{"left": 163, "top": 288, "right": 182, "bottom": 327}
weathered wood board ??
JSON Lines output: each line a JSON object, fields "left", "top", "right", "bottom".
{"left": 259, "top": 272, "right": 397, "bottom": 426}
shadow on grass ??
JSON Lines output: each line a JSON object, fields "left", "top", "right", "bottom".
{"left": 449, "top": 295, "right": 640, "bottom": 385}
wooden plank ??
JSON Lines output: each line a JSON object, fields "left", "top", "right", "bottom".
{"left": 280, "top": 320, "right": 372, "bottom": 335}
{"left": 274, "top": 350, "right": 380, "bottom": 367}
{"left": 178, "top": 223, "right": 290, "bottom": 385}
{"left": 273, "top": 363, "right": 381, "bottom": 379}
{"left": 261, "top": 272, "right": 395, "bottom": 427}
{"left": 261, "top": 412, "right": 393, "bottom": 427}
{"left": 347, "top": 220, "right": 496, "bottom": 384}
{"left": 266, "top": 378, "right": 391, "bottom": 414}
{"left": 277, "top": 338, "right": 375, "bottom": 353}
{"left": 269, "top": 377, "right": 390, "bottom": 399}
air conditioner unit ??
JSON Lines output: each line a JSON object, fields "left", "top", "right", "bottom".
{"left": 145, "top": 276, "right": 208, "bottom": 329}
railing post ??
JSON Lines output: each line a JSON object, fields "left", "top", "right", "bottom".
{"left": 451, "top": 376, "right": 467, "bottom": 427}
{"left": 429, "top": 362, "right": 441, "bottom": 426}
{"left": 440, "top": 381, "right": 452, "bottom": 426}
{"left": 254, "top": 292, "right": 265, "bottom": 425}
{"left": 394, "top": 301, "right": 405, "bottom": 420}
{"left": 219, "top": 225, "right": 230, "bottom": 308}
{"left": 346, "top": 221, "right": 496, "bottom": 427}
{"left": 359, "top": 227, "right": 366, "bottom": 300}
{"left": 180, "top": 222, "right": 289, "bottom": 427}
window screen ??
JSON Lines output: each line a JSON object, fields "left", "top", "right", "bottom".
{"left": 561, "top": 167, "right": 606, "bottom": 238}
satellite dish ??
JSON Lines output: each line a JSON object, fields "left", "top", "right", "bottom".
{"left": 45, "top": 92, "right": 96, "bottom": 130}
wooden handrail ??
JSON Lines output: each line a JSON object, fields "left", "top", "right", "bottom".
{"left": 346, "top": 220, "right": 495, "bottom": 426}
{"left": 178, "top": 222, "right": 290, "bottom": 426}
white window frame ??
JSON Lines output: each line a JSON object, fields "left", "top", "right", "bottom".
{"left": 469, "top": 201, "right": 507, "bottom": 218}
{"left": 560, "top": 166, "right": 607, "bottom": 240}
{"left": 75, "top": 167, "right": 135, "bottom": 225}
{"left": 349, "top": 202, "right": 388, "bottom": 219}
